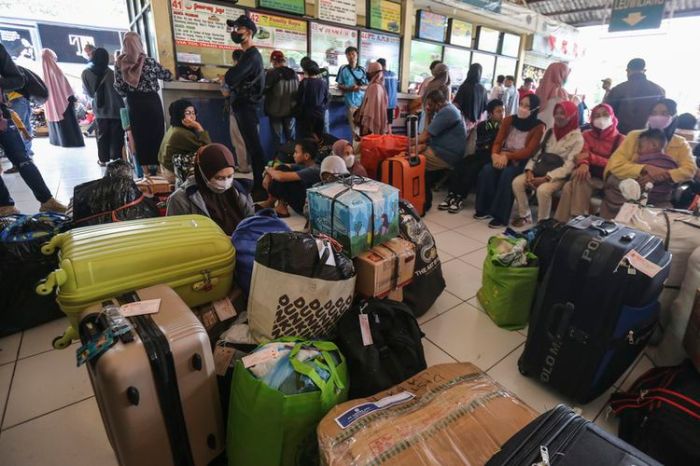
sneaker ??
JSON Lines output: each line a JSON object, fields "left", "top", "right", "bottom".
{"left": 488, "top": 219, "right": 505, "bottom": 229}
{"left": 473, "top": 212, "right": 492, "bottom": 220}
{"left": 39, "top": 197, "right": 68, "bottom": 214}
{"left": 438, "top": 194, "right": 454, "bottom": 211}
{"left": 511, "top": 216, "right": 533, "bottom": 228}
{"left": 0, "top": 205, "right": 20, "bottom": 216}
{"left": 448, "top": 197, "right": 464, "bottom": 214}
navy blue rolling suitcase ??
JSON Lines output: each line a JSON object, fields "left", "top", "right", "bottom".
{"left": 518, "top": 216, "right": 671, "bottom": 403}
{"left": 486, "top": 405, "right": 662, "bottom": 465}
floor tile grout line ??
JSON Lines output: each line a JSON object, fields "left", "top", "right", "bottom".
{"left": 1, "top": 395, "right": 96, "bottom": 432}
{"left": 418, "top": 298, "right": 467, "bottom": 326}
{"left": 485, "top": 341, "right": 526, "bottom": 373}
{"left": 15, "top": 347, "right": 57, "bottom": 363}
{"left": 424, "top": 337, "right": 459, "bottom": 363}
{"left": 0, "top": 332, "right": 23, "bottom": 434}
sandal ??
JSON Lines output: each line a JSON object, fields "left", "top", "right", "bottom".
{"left": 511, "top": 216, "right": 532, "bottom": 228}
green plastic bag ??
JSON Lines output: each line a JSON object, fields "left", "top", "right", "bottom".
{"left": 477, "top": 237, "right": 539, "bottom": 330}
{"left": 227, "top": 338, "right": 348, "bottom": 466}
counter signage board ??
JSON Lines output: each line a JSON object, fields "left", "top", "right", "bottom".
{"left": 416, "top": 10, "right": 447, "bottom": 43}
{"left": 171, "top": 0, "right": 244, "bottom": 50}
{"left": 367, "top": 0, "right": 401, "bottom": 34}
{"left": 609, "top": 0, "right": 666, "bottom": 32}
{"left": 257, "top": 0, "right": 305, "bottom": 16}
{"left": 360, "top": 31, "right": 400, "bottom": 74}
{"left": 458, "top": 0, "right": 501, "bottom": 13}
{"left": 248, "top": 11, "right": 307, "bottom": 67}
{"left": 310, "top": 22, "right": 358, "bottom": 75}
{"left": 448, "top": 19, "right": 472, "bottom": 48}
{"left": 37, "top": 23, "right": 122, "bottom": 64}
{"left": 318, "top": 0, "right": 357, "bottom": 26}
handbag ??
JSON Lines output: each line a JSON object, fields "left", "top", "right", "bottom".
{"left": 531, "top": 130, "right": 564, "bottom": 177}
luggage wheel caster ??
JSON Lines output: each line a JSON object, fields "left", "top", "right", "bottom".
{"left": 52, "top": 335, "right": 71, "bottom": 350}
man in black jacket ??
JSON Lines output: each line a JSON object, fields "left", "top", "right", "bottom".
{"left": 225, "top": 15, "right": 266, "bottom": 199}
{"left": 0, "top": 44, "right": 66, "bottom": 215}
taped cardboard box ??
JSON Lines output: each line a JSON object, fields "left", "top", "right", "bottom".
{"left": 317, "top": 363, "right": 537, "bottom": 466}
{"left": 354, "top": 238, "right": 415, "bottom": 298}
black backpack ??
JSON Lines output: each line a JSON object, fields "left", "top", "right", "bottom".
{"left": 609, "top": 361, "right": 700, "bottom": 466}
{"left": 335, "top": 299, "right": 426, "bottom": 398}
{"left": 17, "top": 66, "right": 48, "bottom": 105}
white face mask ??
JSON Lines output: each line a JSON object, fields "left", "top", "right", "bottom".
{"left": 207, "top": 177, "right": 233, "bottom": 193}
{"left": 344, "top": 155, "right": 355, "bottom": 168}
{"left": 593, "top": 116, "right": 613, "bottom": 130}
{"left": 517, "top": 107, "right": 531, "bottom": 119}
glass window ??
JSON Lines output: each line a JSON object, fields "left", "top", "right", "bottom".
{"left": 309, "top": 22, "right": 357, "bottom": 76}
{"left": 501, "top": 33, "right": 521, "bottom": 57}
{"left": 442, "top": 47, "right": 470, "bottom": 87}
{"left": 476, "top": 27, "right": 499, "bottom": 53}
{"left": 409, "top": 40, "right": 442, "bottom": 86}
{"left": 495, "top": 56, "right": 517, "bottom": 82}
{"left": 471, "top": 52, "right": 495, "bottom": 90}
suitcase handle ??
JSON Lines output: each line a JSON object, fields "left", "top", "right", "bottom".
{"left": 590, "top": 219, "right": 618, "bottom": 236}
{"left": 40, "top": 234, "right": 63, "bottom": 255}
{"left": 547, "top": 302, "right": 575, "bottom": 341}
{"left": 35, "top": 269, "right": 67, "bottom": 295}
{"left": 407, "top": 155, "right": 421, "bottom": 167}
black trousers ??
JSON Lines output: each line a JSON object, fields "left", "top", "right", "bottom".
{"left": 96, "top": 118, "right": 125, "bottom": 163}
{"left": 234, "top": 105, "right": 266, "bottom": 189}
{"left": 448, "top": 152, "right": 490, "bottom": 199}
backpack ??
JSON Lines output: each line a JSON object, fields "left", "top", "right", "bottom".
{"left": 609, "top": 362, "right": 700, "bottom": 466}
{"left": 397, "top": 200, "right": 446, "bottom": 317}
{"left": 264, "top": 69, "right": 299, "bottom": 118}
{"left": 335, "top": 298, "right": 426, "bottom": 398}
{"left": 230, "top": 209, "right": 291, "bottom": 298}
{"left": 17, "top": 66, "right": 48, "bottom": 105}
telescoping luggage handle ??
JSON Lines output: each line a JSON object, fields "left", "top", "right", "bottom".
{"left": 406, "top": 114, "right": 421, "bottom": 167}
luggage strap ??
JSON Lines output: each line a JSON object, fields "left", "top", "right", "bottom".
{"left": 73, "top": 194, "right": 147, "bottom": 226}
{"left": 610, "top": 388, "right": 700, "bottom": 421}
{"left": 329, "top": 176, "right": 376, "bottom": 247}
{"left": 118, "top": 292, "right": 195, "bottom": 466}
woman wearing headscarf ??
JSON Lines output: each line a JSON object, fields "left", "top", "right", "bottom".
{"left": 511, "top": 101, "right": 583, "bottom": 227}
{"left": 453, "top": 63, "right": 487, "bottom": 130}
{"left": 115, "top": 32, "right": 173, "bottom": 175}
{"left": 355, "top": 62, "right": 388, "bottom": 136}
{"left": 82, "top": 47, "right": 125, "bottom": 166}
{"left": 158, "top": 99, "right": 211, "bottom": 184}
{"left": 41, "top": 49, "right": 84, "bottom": 147}
{"left": 332, "top": 138, "right": 366, "bottom": 177}
{"left": 600, "top": 98, "right": 696, "bottom": 218}
{"left": 474, "top": 94, "right": 546, "bottom": 228}
{"left": 420, "top": 63, "right": 451, "bottom": 128}
{"left": 166, "top": 143, "right": 254, "bottom": 235}
{"left": 536, "top": 62, "right": 571, "bottom": 129}
{"left": 554, "top": 103, "right": 624, "bottom": 222}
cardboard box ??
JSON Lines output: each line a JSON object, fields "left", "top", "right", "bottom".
{"left": 135, "top": 176, "right": 173, "bottom": 196}
{"left": 354, "top": 238, "right": 415, "bottom": 298}
{"left": 307, "top": 178, "right": 399, "bottom": 257}
{"left": 317, "top": 363, "right": 537, "bottom": 466}
{"left": 684, "top": 289, "right": 700, "bottom": 371}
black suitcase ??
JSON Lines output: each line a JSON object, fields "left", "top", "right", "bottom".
{"left": 486, "top": 405, "right": 662, "bottom": 465}
{"left": 518, "top": 216, "right": 671, "bottom": 403}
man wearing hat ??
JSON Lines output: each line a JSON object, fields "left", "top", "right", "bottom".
{"left": 264, "top": 50, "right": 298, "bottom": 154}
{"left": 604, "top": 58, "right": 665, "bottom": 134}
{"left": 224, "top": 15, "right": 266, "bottom": 199}
{"left": 601, "top": 77, "right": 612, "bottom": 102}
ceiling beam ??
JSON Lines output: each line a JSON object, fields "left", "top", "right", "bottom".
{"left": 544, "top": 6, "right": 606, "bottom": 17}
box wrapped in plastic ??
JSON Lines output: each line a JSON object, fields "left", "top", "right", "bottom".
{"left": 317, "top": 363, "right": 537, "bottom": 466}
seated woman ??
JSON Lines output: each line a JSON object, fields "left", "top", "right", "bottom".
{"left": 166, "top": 143, "right": 254, "bottom": 235}
{"left": 332, "top": 139, "right": 367, "bottom": 177}
{"left": 600, "top": 98, "right": 697, "bottom": 219}
{"left": 511, "top": 101, "right": 583, "bottom": 227}
{"left": 158, "top": 99, "right": 211, "bottom": 184}
{"left": 261, "top": 139, "right": 321, "bottom": 217}
{"left": 475, "top": 95, "right": 546, "bottom": 228}
{"left": 554, "top": 104, "right": 624, "bottom": 222}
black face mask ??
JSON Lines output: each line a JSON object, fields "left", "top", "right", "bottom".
{"left": 231, "top": 32, "right": 244, "bottom": 44}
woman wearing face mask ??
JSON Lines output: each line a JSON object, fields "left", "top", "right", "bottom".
{"left": 600, "top": 98, "right": 696, "bottom": 219}
{"left": 166, "top": 143, "right": 254, "bottom": 235}
{"left": 355, "top": 62, "right": 388, "bottom": 136}
{"left": 511, "top": 101, "right": 584, "bottom": 227}
{"left": 158, "top": 99, "right": 211, "bottom": 184}
{"left": 536, "top": 62, "right": 571, "bottom": 130}
{"left": 554, "top": 103, "right": 624, "bottom": 222}
{"left": 475, "top": 95, "right": 546, "bottom": 229}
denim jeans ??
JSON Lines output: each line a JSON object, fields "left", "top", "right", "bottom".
{"left": 475, "top": 161, "right": 525, "bottom": 225}
{"left": 0, "top": 122, "right": 52, "bottom": 207}
{"left": 9, "top": 96, "right": 32, "bottom": 153}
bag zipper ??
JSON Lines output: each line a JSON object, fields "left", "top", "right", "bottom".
{"left": 501, "top": 407, "right": 574, "bottom": 465}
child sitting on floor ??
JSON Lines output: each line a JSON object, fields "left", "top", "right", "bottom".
{"left": 332, "top": 139, "right": 367, "bottom": 177}
{"left": 635, "top": 128, "right": 679, "bottom": 207}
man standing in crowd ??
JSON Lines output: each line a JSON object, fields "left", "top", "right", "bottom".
{"left": 225, "top": 15, "right": 266, "bottom": 198}
{"left": 489, "top": 75, "right": 505, "bottom": 101}
{"left": 377, "top": 58, "right": 397, "bottom": 132}
{"left": 605, "top": 58, "right": 665, "bottom": 134}
{"left": 336, "top": 46, "right": 367, "bottom": 139}
{"left": 502, "top": 75, "right": 519, "bottom": 116}
{"left": 264, "top": 50, "right": 298, "bottom": 153}
{"left": 518, "top": 77, "right": 535, "bottom": 100}
{"left": 601, "top": 77, "right": 612, "bottom": 102}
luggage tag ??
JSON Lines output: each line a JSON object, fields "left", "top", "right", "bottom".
{"left": 120, "top": 298, "right": 161, "bottom": 317}
{"left": 212, "top": 297, "right": 237, "bottom": 322}
{"left": 358, "top": 302, "right": 374, "bottom": 346}
{"left": 334, "top": 391, "right": 415, "bottom": 429}
{"left": 624, "top": 250, "right": 662, "bottom": 278}
{"left": 214, "top": 343, "right": 236, "bottom": 376}
{"left": 76, "top": 329, "right": 116, "bottom": 367}
{"left": 241, "top": 346, "right": 279, "bottom": 369}
{"left": 315, "top": 238, "right": 336, "bottom": 267}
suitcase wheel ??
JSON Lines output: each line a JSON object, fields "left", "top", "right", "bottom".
{"left": 517, "top": 356, "right": 529, "bottom": 376}
{"left": 52, "top": 334, "right": 72, "bottom": 350}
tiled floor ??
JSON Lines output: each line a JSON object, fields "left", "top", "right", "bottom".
{"left": 0, "top": 139, "right": 655, "bottom": 465}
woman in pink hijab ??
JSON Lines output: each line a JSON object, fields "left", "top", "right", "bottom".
{"left": 114, "top": 32, "right": 172, "bottom": 175}
{"left": 41, "top": 49, "right": 84, "bottom": 147}
{"left": 536, "top": 62, "right": 571, "bottom": 129}
{"left": 356, "top": 62, "right": 388, "bottom": 136}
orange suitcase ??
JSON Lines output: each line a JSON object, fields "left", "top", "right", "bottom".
{"left": 380, "top": 154, "right": 426, "bottom": 216}
{"left": 360, "top": 134, "right": 408, "bottom": 179}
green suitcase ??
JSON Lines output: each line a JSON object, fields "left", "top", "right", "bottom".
{"left": 36, "top": 215, "right": 235, "bottom": 349}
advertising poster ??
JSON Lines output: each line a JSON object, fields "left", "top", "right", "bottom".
{"left": 171, "top": 0, "right": 243, "bottom": 51}
{"left": 37, "top": 23, "right": 122, "bottom": 64}
{"left": 416, "top": 10, "right": 447, "bottom": 43}
{"left": 409, "top": 40, "right": 442, "bottom": 85}
{"left": 448, "top": 19, "right": 472, "bottom": 48}
{"left": 0, "top": 25, "right": 37, "bottom": 61}
{"left": 258, "top": 0, "right": 305, "bottom": 16}
{"left": 477, "top": 26, "right": 500, "bottom": 53}
{"left": 367, "top": 0, "right": 401, "bottom": 34}
{"left": 360, "top": 31, "right": 400, "bottom": 74}
{"left": 248, "top": 11, "right": 307, "bottom": 69}
{"left": 310, "top": 22, "right": 358, "bottom": 75}
{"left": 318, "top": 0, "right": 356, "bottom": 26}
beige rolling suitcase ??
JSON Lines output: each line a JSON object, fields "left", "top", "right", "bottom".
{"left": 79, "top": 285, "right": 224, "bottom": 466}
